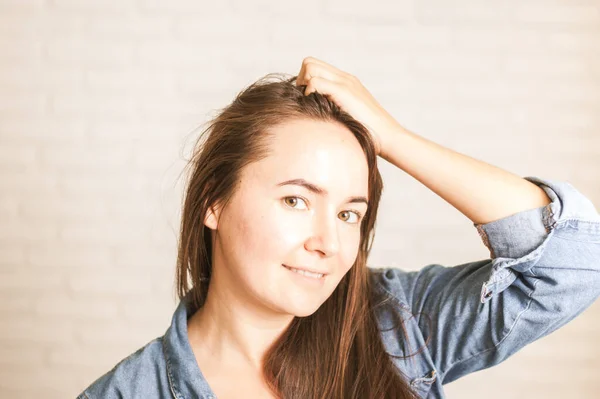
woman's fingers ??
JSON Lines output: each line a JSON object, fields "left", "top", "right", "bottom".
{"left": 302, "top": 56, "right": 356, "bottom": 81}
{"left": 295, "top": 57, "right": 354, "bottom": 91}
{"left": 303, "top": 75, "right": 342, "bottom": 97}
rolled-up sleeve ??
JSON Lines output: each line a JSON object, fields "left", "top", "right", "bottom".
{"left": 374, "top": 176, "right": 600, "bottom": 385}
{"left": 475, "top": 176, "right": 600, "bottom": 304}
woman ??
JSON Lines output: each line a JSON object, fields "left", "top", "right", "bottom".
{"left": 77, "top": 57, "right": 600, "bottom": 399}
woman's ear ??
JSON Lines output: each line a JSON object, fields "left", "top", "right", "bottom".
{"left": 203, "top": 204, "right": 220, "bottom": 230}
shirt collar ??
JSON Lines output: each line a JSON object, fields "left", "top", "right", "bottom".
{"left": 162, "top": 288, "right": 216, "bottom": 399}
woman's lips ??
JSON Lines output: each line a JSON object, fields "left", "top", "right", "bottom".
{"left": 282, "top": 264, "right": 328, "bottom": 275}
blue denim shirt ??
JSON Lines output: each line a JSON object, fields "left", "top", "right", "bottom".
{"left": 77, "top": 176, "right": 600, "bottom": 399}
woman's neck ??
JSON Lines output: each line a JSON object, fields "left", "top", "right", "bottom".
{"left": 186, "top": 274, "right": 295, "bottom": 371}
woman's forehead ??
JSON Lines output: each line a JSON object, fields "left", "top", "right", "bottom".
{"left": 266, "top": 119, "right": 367, "bottom": 167}
{"left": 244, "top": 120, "right": 370, "bottom": 198}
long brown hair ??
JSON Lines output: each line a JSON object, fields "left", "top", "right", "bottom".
{"left": 175, "top": 73, "right": 424, "bottom": 398}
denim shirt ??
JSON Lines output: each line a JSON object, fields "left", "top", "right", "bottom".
{"left": 77, "top": 176, "right": 600, "bottom": 399}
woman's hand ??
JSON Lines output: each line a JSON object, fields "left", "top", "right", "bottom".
{"left": 294, "top": 56, "right": 403, "bottom": 157}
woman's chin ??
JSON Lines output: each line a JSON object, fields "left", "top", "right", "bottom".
{"left": 281, "top": 298, "right": 326, "bottom": 318}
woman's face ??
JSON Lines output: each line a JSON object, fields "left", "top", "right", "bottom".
{"left": 204, "top": 118, "right": 370, "bottom": 317}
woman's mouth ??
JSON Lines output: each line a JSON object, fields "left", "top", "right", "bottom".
{"left": 282, "top": 264, "right": 326, "bottom": 280}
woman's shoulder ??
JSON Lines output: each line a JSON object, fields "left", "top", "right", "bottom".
{"left": 368, "top": 265, "right": 412, "bottom": 306}
{"left": 76, "top": 336, "right": 169, "bottom": 399}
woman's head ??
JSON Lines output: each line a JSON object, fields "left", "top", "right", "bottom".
{"left": 176, "top": 73, "right": 420, "bottom": 398}
{"left": 177, "top": 74, "right": 382, "bottom": 316}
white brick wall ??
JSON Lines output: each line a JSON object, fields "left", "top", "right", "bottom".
{"left": 0, "top": 1, "right": 598, "bottom": 398}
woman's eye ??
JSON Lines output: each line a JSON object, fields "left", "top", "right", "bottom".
{"left": 339, "top": 210, "right": 362, "bottom": 224}
{"left": 283, "top": 196, "right": 308, "bottom": 210}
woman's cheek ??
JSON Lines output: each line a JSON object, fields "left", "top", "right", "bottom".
{"left": 271, "top": 204, "right": 307, "bottom": 242}
{"left": 340, "top": 231, "right": 360, "bottom": 269}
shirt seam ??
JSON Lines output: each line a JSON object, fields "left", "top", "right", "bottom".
{"left": 371, "top": 269, "right": 413, "bottom": 314}
{"left": 162, "top": 336, "right": 183, "bottom": 399}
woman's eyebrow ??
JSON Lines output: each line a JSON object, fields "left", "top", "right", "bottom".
{"left": 275, "top": 178, "right": 368, "bottom": 206}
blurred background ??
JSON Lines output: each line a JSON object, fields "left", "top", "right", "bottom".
{"left": 0, "top": 0, "right": 598, "bottom": 398}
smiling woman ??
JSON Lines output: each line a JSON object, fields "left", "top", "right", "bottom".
{"left": 75, "top": 62, "right": 600, "bottom": 399}
{"left": 171, "top": 74, "right": 422, "bottom": 398}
